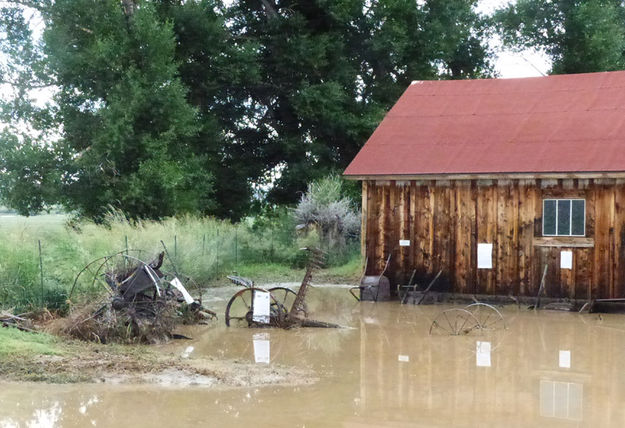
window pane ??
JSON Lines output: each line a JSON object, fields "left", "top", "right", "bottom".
{"left": 557, "top": 200, "right": 571, "bottom": 235}
{"left": 543, "top": 200, "right": 556, "bottom": 235}
{"left": 571, "top": 200, "right": 585, "bottom": 235}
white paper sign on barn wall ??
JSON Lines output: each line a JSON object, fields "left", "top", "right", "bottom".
{"left": 560, "top": 251, "right": 573, "bottom": 270}
{"left": 399, "top": 240, "right": 411, "bottom": 247}
{"left": 477, "top": 243, "right": 493, "bottom": 269}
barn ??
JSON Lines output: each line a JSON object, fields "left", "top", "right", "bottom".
{"left": 344, "top": 70, "right": 625, "bottom": 301}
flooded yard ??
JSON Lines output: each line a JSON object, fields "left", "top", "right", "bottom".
{"left": 2, "top": 285, "right": 625, "bottom": 427}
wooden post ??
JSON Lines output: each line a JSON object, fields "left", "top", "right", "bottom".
{"left": 38, "top": 240, "right": 44, "bottom": 307}
{"left": 361, "top": 180, "right": 368, "bottom": 263}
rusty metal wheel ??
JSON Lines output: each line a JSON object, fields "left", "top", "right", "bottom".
{"left": 268, "top": 286, "right": 299, "bottom": 315}
{"left": 465, "top": 303, "right": 505, "bottom": 331}
{"left": 429, "top": 308, "right": 481, "bottom": 336}
{"left": 225, "top": 287, "right": 282, "bottom": 327}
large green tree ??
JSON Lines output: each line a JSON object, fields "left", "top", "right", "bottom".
{"left": 153, "top": 0, "right": 263, "bottom": 219}
{"left": 44, "top": 0, "right": 213, "bottom": 219}
{"left": 230, "top": 0, "right": 491, "bottom": 204}
{"left": 0, "top": 0, "right": 492, "bottom": 219}
{"left": 495, "top": 0, "right": 625, "bottom": 74}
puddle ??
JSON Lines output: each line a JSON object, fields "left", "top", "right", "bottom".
{"left": 2, "top": 286, "right": 625, "bottom": 426}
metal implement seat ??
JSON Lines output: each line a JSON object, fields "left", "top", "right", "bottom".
{"left": 349, "top": 254, "right": 392, "bottom": 302}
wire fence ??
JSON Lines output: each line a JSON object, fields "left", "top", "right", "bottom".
{"left": 0, "top": 217, "right": 358, "bottom": 312}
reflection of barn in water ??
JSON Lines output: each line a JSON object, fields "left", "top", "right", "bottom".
{"left": 345, "top": 71, "right": 625, "bottom": 301}
{"left": 347, "top": 306, "right": 625, "bottom": 426}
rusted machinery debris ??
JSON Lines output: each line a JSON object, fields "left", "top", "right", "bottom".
{"left": 349, "top": 254, "right": 392, "bottom": 302}
{"left": 60, "top": 251, "right": 215, "bottom": 343}
{"left": 225, "top": 248, "right": 341, "bottom": 329}
{"left": 429, "top": 303, "right": 505, "bottom": 336}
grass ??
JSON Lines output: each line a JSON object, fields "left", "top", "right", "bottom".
{"left": 0, "top": 327, "right": 62, "bottom": 357}
{"left": 0, "top": 326, "right": 161, "bottom": 383}
{"left": 0, "top": 212, "right": 361, "bottom": 311}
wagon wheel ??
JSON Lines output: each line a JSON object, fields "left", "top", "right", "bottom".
{"left": 225, "top": 287, "right": 283, "bottom": 327}
{"left": 465, "top": 303, "right": 506, "bottom": 331}
{"left": 268, "top": 287, "right": 300, "bottom": 315}
{"left": 429, "top": 308, "right": 481, "bottom": 336}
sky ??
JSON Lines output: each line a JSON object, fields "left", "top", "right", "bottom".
{"left": 477, "top": 0, "right": 552, "bottom": 78}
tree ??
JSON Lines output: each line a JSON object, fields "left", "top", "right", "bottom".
{"left": 0, "top": 0, "right": 492, "bottom": 219}
{"left": 154, "top": 0, "right": 263, "bottom": 219}
{"left": 0, "top": 131, "right": 64, "bottom": 215}
{"left": 229, "top": 0, "right": 492, "bottom": 205}
{"left": 293, "top": 174, "right": 360, "bottom": 252}
{"left": 495, "top": 0, "right": 625, "bottom": 74}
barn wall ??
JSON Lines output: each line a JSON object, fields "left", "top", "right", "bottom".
{"left": 362, "top": 178, "right": 625, "bottom": 299}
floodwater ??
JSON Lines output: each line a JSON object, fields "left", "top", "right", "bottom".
{"left": 2, "top": 285, "right": 625, "bottom": 427}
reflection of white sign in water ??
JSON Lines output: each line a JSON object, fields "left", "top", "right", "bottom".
{"left": 476, "top": 341, "right": 491, "bottom": 367}
{"left": 253, "top": 333, "right": 270, "bottom": 364}
{"left": 181, "top": 346, "right": 194, "bottom": 359}
{"left": 560, "top": 251, "right": 573, "bottom": 270}
{"left": 540, "top": 380, "right": 583, "bottom": 420}
{"left": 252, "top": 290, "right": 271, "bottom": 324}
{"left": 559, "top": 350, "right": 571, "bottom": 368}
{"left": 477, "top": 243, "right": 493, "bottom": 269}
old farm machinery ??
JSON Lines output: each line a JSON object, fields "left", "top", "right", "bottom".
{"left": 429, "top": 303, "right": 505, "bottom": 336}
{"left": 66, "top": 250, "right": 215, "bottom": 343}
{"left": 225, "top": 248, "right": 340, "bottom": 328}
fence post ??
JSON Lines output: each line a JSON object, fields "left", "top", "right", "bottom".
{"left": 174, "top": 234, "right": 178, "bottom": 258}
{"left": 234, "top": 229, "right": 238, "bottom": 268}
{"left": 38, "top": 240, "right": 44, "bottom": 307}
{"left": 202, "top": 233, "right": 206, "bottom": 256}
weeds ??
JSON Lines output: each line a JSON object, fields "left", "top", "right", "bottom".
{"left": 0, "top": 211, "right": 360, "bottom": 311}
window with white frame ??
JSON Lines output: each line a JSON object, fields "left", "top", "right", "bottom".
{"left": 542, "top": 199, "right": 585, "bottom": 236}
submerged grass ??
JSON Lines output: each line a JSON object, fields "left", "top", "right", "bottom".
{"left": 0, "top": 213, "right": 361, "bottom": 311}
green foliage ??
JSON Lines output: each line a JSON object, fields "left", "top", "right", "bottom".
{"left": 0, "top": 0, "right": 492, "bottom": 220}
{"left": 293, "top": 174, "right": 360, "bottom": 262}
{"left": 495, "top": 0, "right": 625, "bottom": 74}
{"left": 0, "top": 131, "right": 65, "bottom": 215}
{"left": 0, "top": 328, "right": 61, "bottom": 357}
{"left": 232, "top": 0, "right": 492, "bottom": 205}
{"left": 0, "top": 212, "right": 359, "bottom": 310}
{"left": 44, "top": 0, "right": 209, "bottom": 219}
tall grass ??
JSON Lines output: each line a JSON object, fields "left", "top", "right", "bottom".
{"left": 0, "top": 212, "right": 360, "bottom": 312}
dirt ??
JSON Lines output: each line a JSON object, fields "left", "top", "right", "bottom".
{"left": 0, "top": 343, "right": 315, "bottom": 388}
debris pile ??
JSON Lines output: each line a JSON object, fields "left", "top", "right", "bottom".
{"left": 0, "top": 311, "right": 35, "bottom": 332}
{"left": 52, "top": 252, "right": 215, "bottom": 344}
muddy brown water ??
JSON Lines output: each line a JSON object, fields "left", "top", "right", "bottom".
{"left": 2, "top": 285, "right": 625, "bottom": 427}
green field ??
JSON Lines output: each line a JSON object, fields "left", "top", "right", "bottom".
{"left": 0, "top": 213, "right": 360, "bottom": 312}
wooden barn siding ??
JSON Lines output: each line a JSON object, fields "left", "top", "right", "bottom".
{"left": 362, "top": 178, "right": 625, "bottom": 299}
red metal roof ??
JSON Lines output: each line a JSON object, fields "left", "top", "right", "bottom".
{"left": 344, "top": 71, "right": 625, "bottom": 177}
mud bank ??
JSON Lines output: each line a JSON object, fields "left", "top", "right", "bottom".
{"left": 0, "top": 343, "right": 315, "bottom": 388}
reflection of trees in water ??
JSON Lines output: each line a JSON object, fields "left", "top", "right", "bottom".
{"left": 294, "top": 328, "right": 355, "bottom": 357}
{"left": 299, "top": 287, "right": 358, "bottom": 326}
{"left": 0, "top": 394, "right": 102, "bottom": 427}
